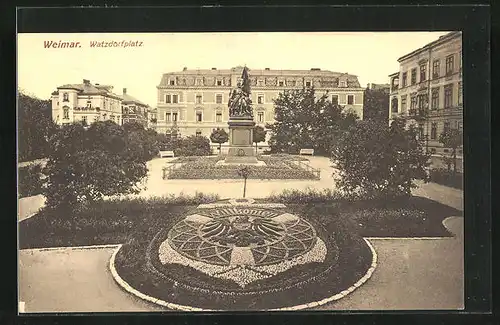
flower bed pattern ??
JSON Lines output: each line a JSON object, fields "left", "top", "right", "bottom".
{"left": 165, "top": 156, "right": 319, "bottom": 180}
{"left": 113, "top": 199, "right": 374, "bottom": 310}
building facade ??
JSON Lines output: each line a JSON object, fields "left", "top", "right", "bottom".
{"left": 388, "top": 32, "right": 463, "bottom": 155}
{"left": 51, "top": 80, "right": 150, "bottom": 128}
{"left": 154, "top": 66, "right": 364, "bottom": 148}
{"left": 120, "top": 88, "right": 150, "bottom": 127}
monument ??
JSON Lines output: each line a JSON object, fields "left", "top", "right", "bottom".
{"left": 223, "top": 66, "right": 261, "bottom": 165}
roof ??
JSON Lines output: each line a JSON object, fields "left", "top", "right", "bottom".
{"left": 56, "top": 81, "right": 122, "bottom": 99}
{"left": 397, "top": 31, "right": 462, "bottom": 63}
{"left": 120, "top": 93, "right": 148, "bottom": 106}
{"left": 159, "top": 67, "right": 361, "bottom": 87}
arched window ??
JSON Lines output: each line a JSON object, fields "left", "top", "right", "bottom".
{"left": 391, "top": 97, "right": 399, "bottom": 113}
{"left": 62, "top": 106, "right": 70, "bottom": 119}
{"left": 215, "top": 108, "right": 223, "bottom": 122}
{"left": 63, "top": 93, "right": 69, "bottom": 101}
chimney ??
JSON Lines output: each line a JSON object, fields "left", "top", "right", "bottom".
{"left": 183, "top": 67, "right": 188, "bottom": 71}
{"left": 95, "top": 83, "right": 100, "bottom": 86}
{"left": 83, "top": 79, "right": 90, "bottom": 85}
{"left": 123, "top": 88, "right": 127, "bottom": 94}
{"left": 311, "top": 68, "right": 321, "bottom": 71}
{"left": 211, "top": 67, "right": 217, "bottom": 70}
{"left": 265, "top": 68, "right": 270, "bottom": 70}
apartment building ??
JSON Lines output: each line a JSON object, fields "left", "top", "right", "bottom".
{"left": 153, "top": 66, "right": 365, "bottom": 148}
{"left": 120, "top": 88, "right": 150, "bottom": 127}
{"left": 388, "top": 32, "right": 463, "bottom": 154}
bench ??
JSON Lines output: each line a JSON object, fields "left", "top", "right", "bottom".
{"left": 159, "top": 150, "right": 175, "bottom": 158}
{"left": 299, "top": 149, "right": 314, "bottom": 156}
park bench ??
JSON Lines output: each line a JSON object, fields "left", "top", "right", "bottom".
{"left": 299, "top": 148, "right": 314, "bottom": 156}
{"left": 159, "top": 150, "right": 175, "bottom": 158}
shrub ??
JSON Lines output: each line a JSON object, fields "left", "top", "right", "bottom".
{"left": 265, "top": 188, "right": 346, "bottom": 204}
{"left": 173, "top": 136, "right": 211, "bottom": 156}
{"left": 429, "top": 168, "right": 463, "bottom": 189}
{"left": 18, "top": 164, "right": 44, "bottom": 198}
{"left": 42, "top": 121, "right": 149, "bottom": 210}
{"left": 332, "top": 118, "right": 430, "bottom": 200}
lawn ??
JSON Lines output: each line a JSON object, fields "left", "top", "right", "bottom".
{"left": 164, "top": 155, "right": 319, "bottom": 180}
{"left": 18, "top": 194, "right": 461, "bottom": 250}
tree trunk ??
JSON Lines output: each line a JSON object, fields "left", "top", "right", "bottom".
{"left": 243, "top": 177, "right": 247, "bottom": 198}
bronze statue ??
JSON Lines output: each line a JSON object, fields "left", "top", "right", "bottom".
{"left": 228, "top": 67, "right": 253, "bottom": 118}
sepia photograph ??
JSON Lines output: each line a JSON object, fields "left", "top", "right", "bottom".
{"left": 17, "top": 30, "right": 465, "bottom": 313}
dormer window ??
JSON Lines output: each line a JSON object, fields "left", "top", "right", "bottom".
{"left": 340, "top": 81, "right": 347, "bottom": 87}
{"left": 278, "top": 80, "right": 285, "bottom": 87}
{"left": 86, "top": 100, "right": 92, "bottom": 108}
{"left": 63, "top": 93, "right": 69, "bottom": 101}
{"left": 169, "top": 79, "right": 175, "bottom": 86}
{"left": 196, "top": 78, "right": 203, "bottom": 86}
{"left": 258, "top": 79, "right": 264, "bottom": 86}
{"left": 305, "top": 81, "right": 311, "bottom": 87}
{"left": 216, "top": 79, "right": 223, "bottom": 86}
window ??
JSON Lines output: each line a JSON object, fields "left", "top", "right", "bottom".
{"left": 418, "top": 94, "right": 428, "bottom": 110}
{"left": 432, "top": 59, "right": 440, "bottom": 78}
{"left": 444, "top": 84, "right": 453, "bottom": 108}
{"left": 166, "top": 113, "right": 171, "bottom": 121}
{"left": 103, "top": 99, "right": 106, "bottom": 110}
{"left": 166, "top": 94, "right": 171, "bottom": 103}
{"left": 331, "top": 95, "right": 339, "bottom": 105}
{"left": 279, "top": 81, "right": 284, "bottom": 87}
{"left": 347, "top": 95, "right": 354, "bottom": 105}
{"left": 458, "top": 82, "right": 463, "bottom": 104}
{"left": 306, "top": 81, "right": 311, "bottom": 87}
{"left": 446, "top": 55, "right": 454, "bottom": 75}
{"left": 196, "top": 112, "right": 202, "bottom": 122}
{"left": 401, "top": 95, "right": 407, "bottom": 111}
{"left": 86, "top": 100, "right": 92, "bottom": 108}
{"left": 196, "top": 95, "right": 202, "bottom": 104}
{"left": 418, "top": 124, "right": 424, "bottom": 139}
{"left": 257, "top": 95, "right": 264, "bottom": 104}
{"left": 169, "top": 79, "right": 175, "bottom": 86}
{"left": 402, "top": 72, "right": 407, "bottom": 87}
{"left": 94, "top": 116, "right": 99, "bottom": 122}
{"left": 196, "top": 78, "right": 202, "bottom": 86}
{"left": 63, "top": 106, "right": 69, "bottom": 119}
{"left": 411, "top": 68, "right": 417, "bottom": 85}
{"left": 196, "top": 130, "right": 202, "bottom": 136}
{"left": 216, "top": 94, "right": 223, "bottom": 104}
{"left": 391, "top": 97, "right": 398, "bottom": 113}
{"left": 216, "top": 112, "right": 222, "bottom": 122}
{"left": 63, "top": 93, "right": 69, "bottom": 101}
{"left": 82, "top": 116, "right": 88, "bottom": 124}
{"left": 444, "top": 121, "right": 450, "bottom": 134}
{"left": 217, "top": 79, "right": 223, "bottom": 86}
{"left": 340, "top": 81, "right": 347, "bottom": 87}
{"left": 172, "top": 94, "right": 178, "bottom": 104}
{"left": 420, "top": 64, "right": 427, "bottom": 82}
{"left": 257, "top": 112, "right": 264, "bottom": 123}
{"left": 431, "top": 87, "right": 440, "bottom": 110}
{"left": 410, "top": 94, "right": 417, "bottom": 110}
{"left": 431, "top": 123, "right": 437, "bottom": 140}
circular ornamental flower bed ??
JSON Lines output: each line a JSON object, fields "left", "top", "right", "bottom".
{"left": 112, "top": 199, "right": 376, "bottom": 310}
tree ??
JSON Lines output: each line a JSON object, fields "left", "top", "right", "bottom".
{"left": 18, "top": 91, "right": 58, "bottom": 162}
{"left": 210, "top": 128, "right": 229, "bottom": 153}
{"left": 253, "top": 125, "right": 267, "bottom": 152}
{"left": 332, "top": 118, "right": 429, "bottom": 199}
{"left": 237, "top": 166, "right": 251, "bottom": 198}
{"left": 439, "top": 128, "right": 463, "bottom": 174}
{"left": 268, "top": 87, "right": 358, "bottom": 155}
{"left": 363, "top": 87, "right": 390, "bottom": 122}
{"left": 42, "top": 121, "right": 148, "bottom": 210}
{"left": 174, "top": 135, "right": 211, "bottom": 156}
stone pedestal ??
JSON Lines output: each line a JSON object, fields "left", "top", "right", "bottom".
{"left": 224, "top": 116, "right": 259, "bottom": 165}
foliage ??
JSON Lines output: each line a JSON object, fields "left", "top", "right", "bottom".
{"left": 363, "top": 87, "right": 390, "bottom": 122}
{"left": 268, "top": 87, "right": 358, "bottom": 156}
{"left": 42, "top": 121, "right": 149, "bottom": 210}
{"left": 265, "top": 188, "right": 346, "bottom": 204}
{"left": 18, "top": 164, "right": 44, "bottom": 198}
{"left": 18, "top": 91, "right": 58, "bottom": 162}
{"left": 253, "top": 125, "right": 267, "bottom": 150}
{"left": 429, "top": 168, "right": 463, "bottom": 190}
{"left": 439, "top": 128, "right": 463, "bottom": 173}
{"left": 332, "top": 118, "right": 430, "bottom": 200}
{"left": 209, "top": 128, "right": 229, "bottom": 152}
{"left": 173, "top": 135, "right": 212, "bottom": 156}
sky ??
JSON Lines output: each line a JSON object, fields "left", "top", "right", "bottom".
{"left": 17, "top": 32, "right": 451, "bottom": 106}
